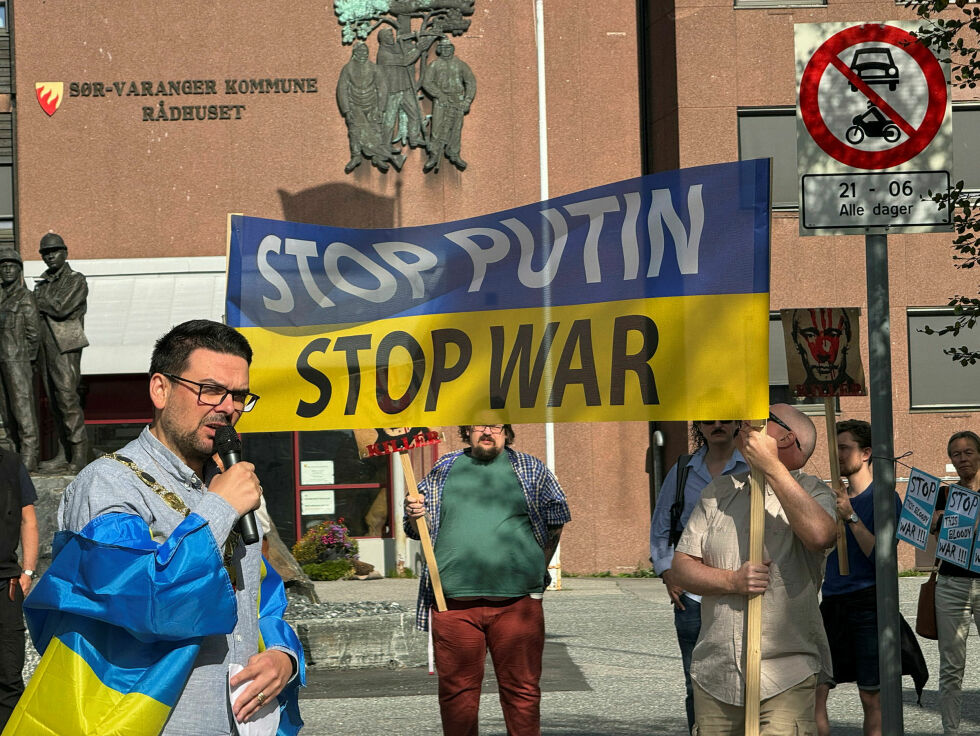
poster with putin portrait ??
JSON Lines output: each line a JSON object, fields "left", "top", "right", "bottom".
{"left": 779, "top": 307, "right": 867, "bottom": 398}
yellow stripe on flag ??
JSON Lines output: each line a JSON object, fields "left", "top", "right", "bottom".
{"left": 236, "top": 292, "right": 769, "bottom": 432}
{"left": 3, "top": 637, "right": 171, "bottom": 736}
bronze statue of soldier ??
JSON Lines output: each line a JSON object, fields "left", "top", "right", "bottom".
{"left": 0, "top": 247, "right": 40, "bottom": 471}
{"left": 34, "top": 233, "right": 89, "bottom": 473}
{"left": 421, "top": 38, "right": 476, "bottom": 172}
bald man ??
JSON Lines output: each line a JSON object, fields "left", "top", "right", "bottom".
{"left": 672, "top": 404, "right": 837, "bottom": 735}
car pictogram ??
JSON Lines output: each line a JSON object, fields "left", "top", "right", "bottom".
{"left": 848, "top": 47, "right": 900, "bottom": 91}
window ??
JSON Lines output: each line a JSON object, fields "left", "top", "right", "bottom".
{"left": 908, "top": 308, "right": 980, "bottom": 411}
{"left": 738, "top": 104, "right": 980, "bottom": 211}
{"left": 242, "top": 432, "right": 298, "bottom": 547}
{"left": 737, "top": 108, "right": 797, "bottom": 209}
{"left": 296, "top": 430, "right": 391, "bottom": 538}
{"left": 0, "top": 3, "right": 6, "bottom": 29}
{"left": 735, "top": 0, "right": 825, "bottom": 7}
{"left": 952, "top": 104, "right": 980, "bottom": 192}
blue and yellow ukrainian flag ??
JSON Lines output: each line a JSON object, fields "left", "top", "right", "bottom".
{"left": 227, "top": 159, "right": 772, "bottom": 431}
{"left": 257, "top": 559, "right": 306, "bottom": 734}
{"left": 4, "top": 512, "right": 237, "bottom": 736}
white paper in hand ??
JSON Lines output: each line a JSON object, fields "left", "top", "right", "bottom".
{"left": 228, "top": 663, "right": 280, "bottom": 736}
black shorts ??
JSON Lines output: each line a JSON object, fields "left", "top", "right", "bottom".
{"left": 820, "top": 585, "right": 880, "bottom": 690}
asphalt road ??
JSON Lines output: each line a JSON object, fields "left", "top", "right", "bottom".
{"left": 299, "top": 576, "right": 979, "bottom": 735}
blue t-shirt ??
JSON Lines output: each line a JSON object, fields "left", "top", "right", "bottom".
{"left": 822, "top": 483, "right": 902, "bottom": 597}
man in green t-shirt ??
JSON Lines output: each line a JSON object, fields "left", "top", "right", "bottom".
{"left": 405, "top": 424, "right": 571, "bottom": 736}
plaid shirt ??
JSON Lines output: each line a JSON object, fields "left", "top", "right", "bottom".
{"left": 404, "top": 446, "right": 571, "bottom": 631}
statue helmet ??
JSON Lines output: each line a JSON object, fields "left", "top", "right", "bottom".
{"left": 39, "top": 232, "right": 66, "bottom": 252}
{"left": 0, "top": 247, "right": 22, "bottom": 266}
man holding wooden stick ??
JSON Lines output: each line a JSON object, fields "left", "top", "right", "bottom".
{"left": 404, "top": 424, "right": 570, "bottom": 736}
{"left": 650, "top": 420, "right": 748, "bottom": 734}
{"left": 815, "top": 419, "right": 903, "bottom": 736}
{"left": 672, "top": 404, "right": 836, "bottom": 735}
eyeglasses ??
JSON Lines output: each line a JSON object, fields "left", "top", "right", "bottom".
{"left": 163, "top": 373, "right": 260, "bottom": 412}
{"left": 471, "top": 425, "right": 505, "bottom": 435}
{"left": 769, "top": 412, "right": 801, "bottom": 451}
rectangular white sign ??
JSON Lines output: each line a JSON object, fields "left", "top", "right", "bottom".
{"left": 795, "top": 21, "right": 953, "bottom": 236}
{"left": 300, "top": 489, "right": 335, "bottom": 516}
{"left": 300, "top": 460, "right": 334, "bottom": 486}
{"left": 801, "top": 171, "right": 950, "bottom": 231}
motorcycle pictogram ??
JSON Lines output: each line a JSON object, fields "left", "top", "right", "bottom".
{"left": 845, "top": 103, "right": 901, "bottom": 144}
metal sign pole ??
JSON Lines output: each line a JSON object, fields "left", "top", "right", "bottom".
{"left": 865, "top": 232, "right": 903, "bottom": 734}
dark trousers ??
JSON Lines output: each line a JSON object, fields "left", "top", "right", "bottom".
{"left": 0, "top": 579, "right": 25, "bottom": 731}
{"left": 431, "top": 596, "right": 544, "bottom": 736}
{"left": 675, "top": 594, "right": 702, "bottom": 734}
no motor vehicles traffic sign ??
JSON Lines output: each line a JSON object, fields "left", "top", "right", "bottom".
{"left": 795, "top": 21, "right": 952, "bottom": 235}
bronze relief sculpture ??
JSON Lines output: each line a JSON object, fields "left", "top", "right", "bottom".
{"left": 334, "top": 0, "right": 476, "bottom": 173}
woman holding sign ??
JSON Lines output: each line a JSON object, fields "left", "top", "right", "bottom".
{"left": 933, "top": 430, "right": 980, "bottom": 736}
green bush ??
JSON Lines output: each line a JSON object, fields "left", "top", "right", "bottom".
{"left": 303, "top": 560, "right": 354, "bottom": 581}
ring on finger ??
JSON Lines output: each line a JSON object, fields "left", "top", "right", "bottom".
{"left": 256, "top": 691, "right": 266, "bottom": 705}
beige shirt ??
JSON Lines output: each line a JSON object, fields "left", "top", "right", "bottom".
{"left": 675, "top": 470, "right": 835, "bottom": 705}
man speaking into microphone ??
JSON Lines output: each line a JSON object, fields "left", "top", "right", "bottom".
{"left": 8, "top": 320, "right": 303, "bottom": 736}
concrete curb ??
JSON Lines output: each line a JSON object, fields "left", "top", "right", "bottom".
{"left": 294, "top": 610, "right": 427, "bottom": 670}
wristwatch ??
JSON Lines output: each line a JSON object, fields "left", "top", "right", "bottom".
{"left": 846, "top": 513, "right": 859, "bottom": 525}
{"left": 22, "top": 569, "right": 36, "bottom": 580}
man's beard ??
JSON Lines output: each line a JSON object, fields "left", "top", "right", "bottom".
{"left": 471, "top": 439, "right": 502, "bottom": 461}
{"left": 159, "top": 412, "right": 229, "bottom": 465}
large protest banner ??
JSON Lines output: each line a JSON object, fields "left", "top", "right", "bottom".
{"left": 226, "top": 160, "right": 771, "bottom": 432}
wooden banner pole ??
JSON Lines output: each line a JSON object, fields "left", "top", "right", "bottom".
{"left": 824, "top": 397, "right": 849, "bottom": 576}
{"left": 399, "top": 451, "right": 447, "bottom": 612}
{"left": 744, "top": 454, "right": 766, "bottom": 736}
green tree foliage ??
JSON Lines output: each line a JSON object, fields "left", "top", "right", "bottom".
{"left": 334, "top": 0, "right": 391, "bottom": 43}
{"left": 909, "top": 0, "right": 980, "bottom": 364}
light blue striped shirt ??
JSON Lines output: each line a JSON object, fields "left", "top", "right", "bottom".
{"left": 650, "top": 445, "right": 748, "bottom": 602}
{"left": 59, "top": 427, "right": 297, "bottom": 735}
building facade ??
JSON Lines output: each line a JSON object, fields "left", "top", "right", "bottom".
{"left": 4, "top": 0, "right": 975, "bottom": 572}
{"left": 11, "top": 0, "right": 650, "bottom": 574}
{"left": 643, "top": 0, "right": 980, "bottom": 570}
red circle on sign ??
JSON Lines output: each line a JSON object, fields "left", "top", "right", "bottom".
{"left": 799, "top": 24, "right": 947, "bottom": 170}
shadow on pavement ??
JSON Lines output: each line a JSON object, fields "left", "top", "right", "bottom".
{"left": 539, "top": 714, "right": 689, "bottom": 735}
{"left": 302, "top": 641, "right": 590, "bottom": 699}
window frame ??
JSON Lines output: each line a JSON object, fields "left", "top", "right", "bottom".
{"left": 735, "top": 0, "right": 826, "bottom": 7}
{"left": 907, "top": 307, "right": 980, "bottom": 412}
{"left": 738, "top": 102, "right": 980, "bottom": 213}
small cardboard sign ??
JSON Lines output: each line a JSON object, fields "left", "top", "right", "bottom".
{"left": 353, "top": 427, "right": 443, "bottom": 459}
{"left": 937, "top": 485, "right": 979, "bottom": 570}
{"left": 780, "top": 307, "right": 867, "bottom": 398}
{"left": 970, "top": 523, "right": 980, "bottom": 574}
{"left": 896, "top": 468, "right": 942, "bottom": 550}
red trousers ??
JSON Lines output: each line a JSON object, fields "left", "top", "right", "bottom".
{"left": 431, "top": 595, "right": 545, "bottom": 736}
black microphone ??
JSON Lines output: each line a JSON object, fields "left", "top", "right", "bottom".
{"left": 214, "top": 425, "right": 259, "bottom": 545}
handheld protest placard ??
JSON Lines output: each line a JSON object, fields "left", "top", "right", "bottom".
{"left": 744, "top": 419, "right": 766, "bottom": 736}
{"left": 355, "top": 427, "right": 447, "bottom": 612}
{"left": 779, "top": 308, "right": 867, "bottom": 400}
{"left": 780, "top": 307, "right": 867, "bottom": 576}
